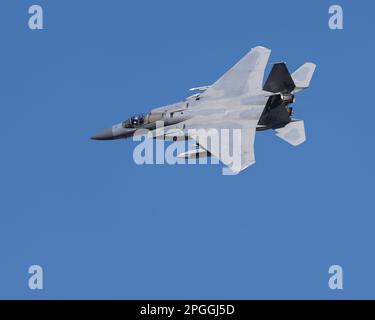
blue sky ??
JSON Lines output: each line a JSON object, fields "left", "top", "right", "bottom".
{"left": 0, "top": 0, "right": 374, "bottom": 299}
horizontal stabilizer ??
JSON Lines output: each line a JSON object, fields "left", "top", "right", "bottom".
{"left": 291, "top": 63, "right": 316, "bottom": 93}
{"left": 274, "top": 120, "right": 306, "bottom": 146}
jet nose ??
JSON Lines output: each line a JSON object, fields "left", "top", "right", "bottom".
{"left": 91, "top": 128, "right": 114, "bottom": 140}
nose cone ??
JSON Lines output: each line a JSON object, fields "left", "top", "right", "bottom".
{"left": 91, "top": 128, "right": 114, "bottom": 140}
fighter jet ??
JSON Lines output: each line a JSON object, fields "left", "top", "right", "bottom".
{"left": 91, "top": 46, "right": 316, "bottom": 174}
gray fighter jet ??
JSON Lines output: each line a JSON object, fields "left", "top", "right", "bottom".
{"left": 92, "top": 46, "right": 316, "bottom": 173}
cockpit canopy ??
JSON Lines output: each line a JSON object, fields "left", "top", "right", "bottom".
{"left": 122, "top": 112, "right": 165, "bottom": 129}
{"left": 122, "top": 114, "right": 146, "bottom": 128}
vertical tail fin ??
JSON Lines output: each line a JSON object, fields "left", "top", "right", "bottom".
{"left": 263, "top": 63, "right": 295, "bottom": 94}
{"left": 291, "top": 63, "right": 316, "bottom": 93}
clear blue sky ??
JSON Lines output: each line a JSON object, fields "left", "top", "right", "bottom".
{"left": 0, "top": 0, "right": 374, "bottom": 299}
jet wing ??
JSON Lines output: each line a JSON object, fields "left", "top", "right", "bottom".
{"left": 186, "top": 120, "right": 258, "bottom": 174}
{"left": 201, "top": 46, "right": 271, "bottom": 99}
